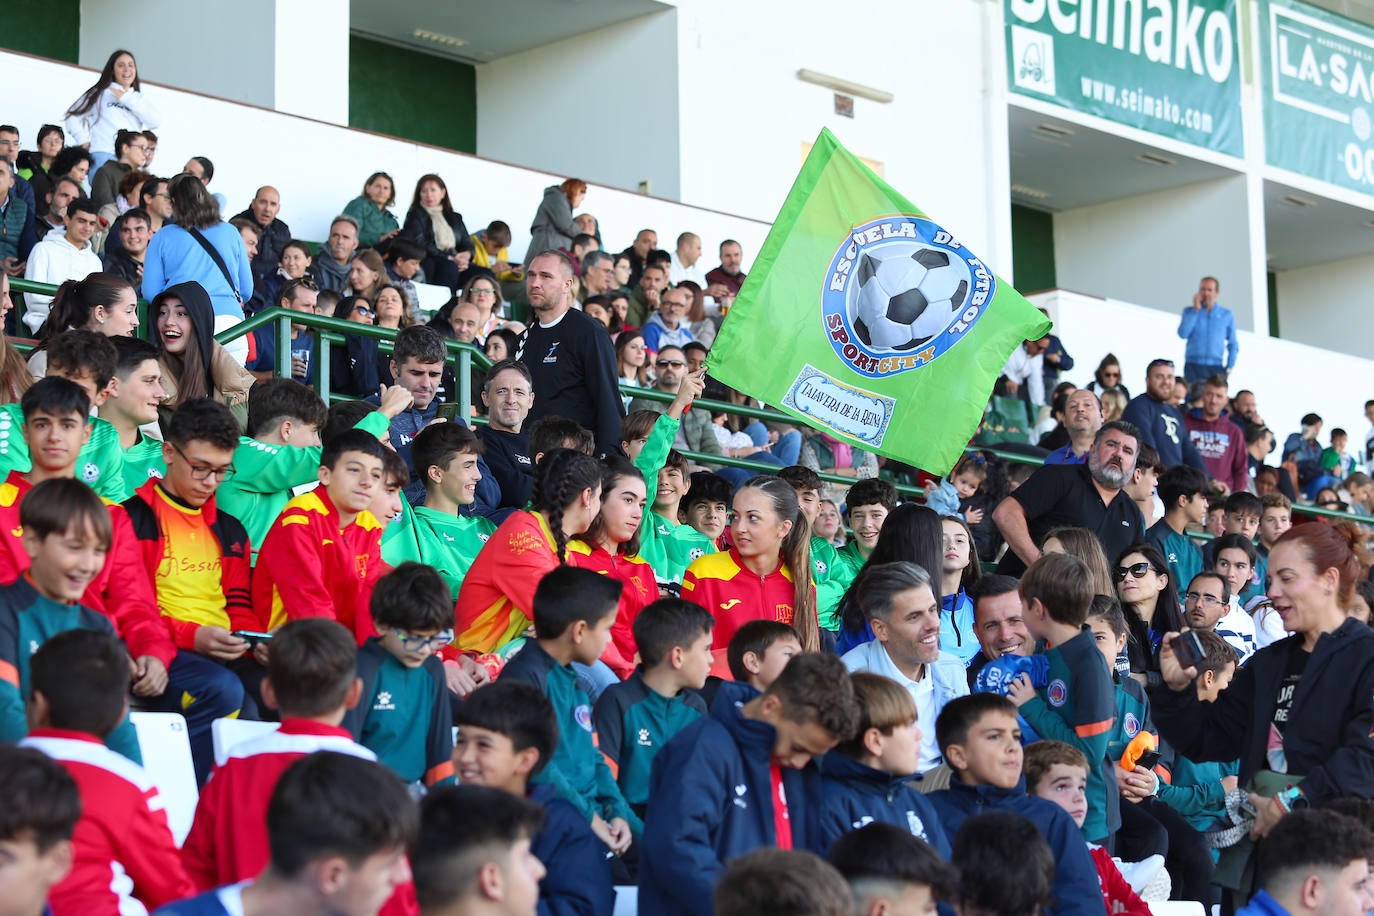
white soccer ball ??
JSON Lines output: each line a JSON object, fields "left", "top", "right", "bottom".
{"left": 852, "top": 245, "right": 970, "bottom": 351}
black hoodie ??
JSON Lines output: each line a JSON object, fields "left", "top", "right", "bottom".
{"left": 151, "top": 279, "right": 217, "bottom": 395}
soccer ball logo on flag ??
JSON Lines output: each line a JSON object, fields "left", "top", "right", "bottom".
{"left": 854, "top": 244, "right": 970, "bottom": 351}
{"left": 821, "top": 216, "right": 994, "bottom": 379}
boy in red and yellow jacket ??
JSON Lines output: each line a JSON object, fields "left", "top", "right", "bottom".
{"left": 0, "top": 378, "right": 174, "bottom": 693}
{"left": 120, "top": 400, "right": 257, "bottom": 781}
{"left": 252, "top": 430, "right": 389, "bottom": 644}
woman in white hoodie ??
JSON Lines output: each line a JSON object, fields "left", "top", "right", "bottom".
{"left": 64, "top": 49, "right": 160, "bottom": 171}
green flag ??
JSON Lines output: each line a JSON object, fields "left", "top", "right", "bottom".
{"left": 709, "top": 128, "right": 1051, "bottom": 474}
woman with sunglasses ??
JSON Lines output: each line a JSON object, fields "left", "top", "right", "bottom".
{"left": 329, "top": 295, "right": 381, "bottom": 397}
{"left": 1086, "top": 353, "right": 1130, "bottom": 398}
{"left": 1113, "top": 543, "right": 1183, "bottom": 688}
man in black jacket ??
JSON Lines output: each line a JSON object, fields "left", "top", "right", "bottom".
{"left": 516, "top": 251, "right": 624, "bottom": 457}
{"left": 102, "top": 207, "right": 150, "bottom": 285}
{"left": 476, "top": 359, "right": 534, "bottom": 520}
{"left": 234, "top": 186, "right": 290, "bottom": 289}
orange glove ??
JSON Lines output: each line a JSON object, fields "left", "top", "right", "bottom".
{"left": 1120, "top": 731, "right": 1157, "bottom": 772}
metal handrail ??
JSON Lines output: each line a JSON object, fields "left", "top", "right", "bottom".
{"left": 8, "top": 276, "right": 1372, "bottom": 528}
{"left": 214, "top": 308, "right": 490, "bottom": 419}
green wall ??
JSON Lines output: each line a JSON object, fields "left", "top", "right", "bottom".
{"left": 349, "top": 36, "right": 476, "bottom": 154}
{"left": 1010, "top": 204, "right": 1057, "bottom": 293}
{"left": 0, "top": 0, "right": 80, "bottom": 62}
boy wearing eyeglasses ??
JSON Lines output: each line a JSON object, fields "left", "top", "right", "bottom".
{"left": 343, "top": 562, "right": 455, "bottom": 790}
{"left": 121, "top": 397, "right": 255, "bottom": 781}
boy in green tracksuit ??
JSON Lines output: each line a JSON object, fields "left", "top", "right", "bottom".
{"left": 344, "top": 563, "right": 455, "bottom": 789}
{"left": 624, "top": 370, "right": 716, "bottom": 583}
{"left": 101, "top": 337, "right": 167, "bottom": 494}
{"left": 1145, "top": 465, "right": 1206, "bottom": 597}
{"left": 1007, "top": 552, "right": 1117, "bottom": 845}
{"left": 498, "top": 566, "right": 641, "bottom": 856}
{"left": 0, "top": 330, "right": 127, "bottom": 501}
{"left": 593, "top": 598, "right": 713, "bottom": 819}
{"left": 836, "top": 477, "right": 897, "bottom": 574}
{"left": 1131, "top": 629, "right": 1240, "bottom": 834}
{"left": 217, "top": 379, "right": 410, "bottom": 562}
{"left": 381, "top": 422, "right": 494, "bottom": 599}
{"left": 779, "top": 465, "right": 856, "bottom": 634}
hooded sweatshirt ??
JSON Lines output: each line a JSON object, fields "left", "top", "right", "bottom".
{"left": 1184, "top": 407, "right": 1249, "bottom": 494}
{"left": 23, "top": 225, "right": 104, "bottom": 332}
{"left": 151, "top": 281, "right": 253, "bottom": 425}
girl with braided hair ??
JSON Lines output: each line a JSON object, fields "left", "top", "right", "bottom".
{"left": 682, "top": 475, "right": 822, "bottom": 653}
{"left": 456, "top": 447, "right": 603, "bottom": 655}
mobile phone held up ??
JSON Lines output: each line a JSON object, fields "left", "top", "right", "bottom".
{"left": 437, "top": 402, "right": 461, "bottom": 422}
{"left": 1172, "top": 630, "right": 1206, "bottom": 671}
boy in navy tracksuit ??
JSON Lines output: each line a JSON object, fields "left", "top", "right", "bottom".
{"left": 817, "top": 672, "right": 949, "bottom": 856}
{"left": 453, "top": 679, "right": 615, "bottom": 916}
{"left": 497, "top": 567, "right": 640, "bottom": 855}
{"left": 593, "top": 598, "right": 713, "bottom": 821}
{"left": 929, "top": 694, "right": 1103, "bottom": 916}
{"left": 1005, "top": 552, "right": 1118, "bottom": 844}
{"left": 343, "top": 562, "right": 454, "bottom": 789}
{"left": 639, "top": 653, "right": 861, "bottom": 916}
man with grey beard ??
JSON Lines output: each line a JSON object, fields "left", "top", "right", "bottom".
{"left": 992, "top": 420, "right": 1145, "bottom": 576}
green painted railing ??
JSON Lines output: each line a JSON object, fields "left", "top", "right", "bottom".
{"left": 9, "top": 275, "right": 1373, "bottom": 530}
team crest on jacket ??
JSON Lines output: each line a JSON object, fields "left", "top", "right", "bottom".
{"left": 822, "top": 217, "right": 994, "bottom": 379}
{"left": 1123, "top": 712, "right": 1141, "bottom": 737}
{"left": 574, "top": 704, "right": 593, "bottom": 732}
{"left": 82, "top": 462, "right": 100, "bottom": 483}
{"left": 1047, "top": 679, "right": 1068, "bottom": 707}
{"left": 906, "top": 811, "right": 927, "bottom": 839}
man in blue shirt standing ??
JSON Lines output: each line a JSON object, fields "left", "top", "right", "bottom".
{"left": 1177, "top": 276, "right": 1238, "bottom": 383}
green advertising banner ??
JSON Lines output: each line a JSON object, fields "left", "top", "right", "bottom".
{"left": 1259, "top": 0, "right": 1374, "bottom": 193}
{"left": 1004, "top": 0, "right": 1244, "bottom": 156}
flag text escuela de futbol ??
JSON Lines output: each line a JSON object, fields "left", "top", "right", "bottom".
{"left": 708, "top": 128, "right": 1051, "bottom": 475}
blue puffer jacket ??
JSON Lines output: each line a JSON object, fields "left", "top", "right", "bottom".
{"left": 816, "top": 751, "right": 950, "bottom": 857}
{"left": 928, "top": 778, "right": 1104, "bottom": 916}
{"left": 639, "top": 682, "right": 824, "bottom": 916}
{"left": 529, "top": 784, "right": 615, "bottom": 916}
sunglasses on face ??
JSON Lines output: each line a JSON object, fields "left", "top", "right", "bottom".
{"left": 1114, "top": 562, "right": 1155, "bottom": 582}
{"left": 656, "top": 359, "right": 686, "bottom": 369}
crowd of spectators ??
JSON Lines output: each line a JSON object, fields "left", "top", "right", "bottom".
{"left": 5, "top": 46, "right": 1374, "bottom": 916}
